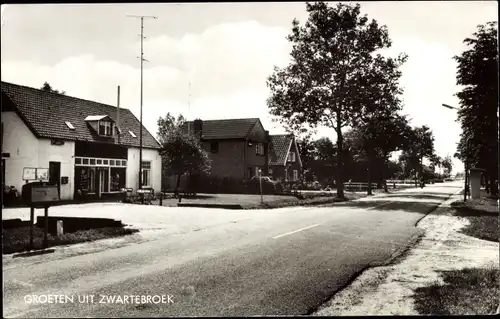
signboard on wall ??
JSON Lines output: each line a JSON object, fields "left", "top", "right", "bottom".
{"left": 23, "top": 167, "right": 50, "bottom": 181}
{"left": 22, "top": 167, "right": 37, "bottom": 180}
{"left": 36, "top": 168, "right": 49, "bottom": 181}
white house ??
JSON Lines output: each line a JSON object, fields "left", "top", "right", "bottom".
{"left": 1, "top": 81, "right": 162, "bottom": 201}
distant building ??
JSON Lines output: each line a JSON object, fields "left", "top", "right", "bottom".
{"left": 181, "top": 118, "right": 269, "bottom": 180}
{"left": 268, "top": 134, "right": 303, "bottom": 181}
{"left": 1, "top": 81, "right": 162, "bottom": 200}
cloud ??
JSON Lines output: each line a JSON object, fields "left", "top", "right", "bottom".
{"left": 1, "top": 17, "right": 467, "bottom": 172}
{"left": 2, "top": 20, "right": 291, "bottom": 133}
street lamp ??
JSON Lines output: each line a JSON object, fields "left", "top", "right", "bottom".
{"left": 442, "top": 103, "right": 469, "bottom": 202}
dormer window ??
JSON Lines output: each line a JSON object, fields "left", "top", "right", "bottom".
{"left": 99, "top": 120, "right": 113, "bottom": 136}
{"left": 84, "top": 115, "right": 115, "bottom": 137}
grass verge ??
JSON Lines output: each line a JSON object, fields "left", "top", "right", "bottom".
{"left": 413, "top": 267, "right": 499, "bottom": 315}
{"left": 245, "top": 192, "right": 366, "bottom": 209}
{"left": 450, "top": 190, "right": 498, "bottom": 242}
{"left": 2, "top": 226, "right": 139, "bottom": 255}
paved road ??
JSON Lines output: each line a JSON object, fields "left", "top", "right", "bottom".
{"left": 2, "top": 182, "right": 462, "bottom": 317}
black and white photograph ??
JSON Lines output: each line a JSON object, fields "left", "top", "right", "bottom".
{"left": 1, "top": 1, "right": 499, "bottom": 317}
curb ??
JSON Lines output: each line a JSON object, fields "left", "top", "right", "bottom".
{"left": 177, "top": 203, "right": 243, "bottom": 209}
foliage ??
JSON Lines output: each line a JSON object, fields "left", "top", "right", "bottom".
{"left": 453, "top": 21, "right": 498, "bottom": 195}
{"left": 399, "top": 125, "right": 435, "bottom": 178}
{"left": 267, "top": 2, "right": 400, "bottom": 198}
{"left": 41, "top": 81, "right": 66, "bottom": 95}
{"left": 157, "top": 112, "right": 186, "bottom": 145}
{"left": 159, "top": 131, "right": 211, "bottom": 192}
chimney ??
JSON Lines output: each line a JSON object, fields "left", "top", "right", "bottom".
{"left": 193, "top": 119, "right": 203, "bottom": 140}
{"left": 117, "top": 85, "right": 121, "bottom": 144}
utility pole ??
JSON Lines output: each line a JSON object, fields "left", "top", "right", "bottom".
{"left": 127, "top": 14, "right": 157, "bottom": 192}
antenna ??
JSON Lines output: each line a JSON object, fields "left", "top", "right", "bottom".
{"left": 188, "top": 81, "right": 192, "bottom": 135}
{"left": 127, "top": 14, "right": 157, "bottom": 192}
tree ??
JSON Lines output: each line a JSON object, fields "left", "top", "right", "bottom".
{"left": 454, "top": 21, "right": 498, "bottom": 196}
{"left": 157, "top": 112, "right": 186, "bottom": 145}
{"left": 399, "top": 125, "right": 435, "bottom": 184}
{"left": 267, "top": 2, "right": 400, "bottom": 198}
{"left": 41, "top": 81, "right": 66, "bottom": 95}
{"left": 159, "top": 131, "right": 211, "bottom": 195}
{"left": 441, "top": 155, "right": 453, "bottom": 176}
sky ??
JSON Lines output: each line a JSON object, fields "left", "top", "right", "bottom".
{"left": 1, "top": 2, "right": 498, "bottom": 173}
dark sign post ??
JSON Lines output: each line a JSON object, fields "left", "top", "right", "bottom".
{"left": 22, "top": 167, "right": 60, "bottom": 250}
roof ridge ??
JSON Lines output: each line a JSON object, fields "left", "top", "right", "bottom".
{"left": 1, "top": 81, "right": 129, "bottom": 111}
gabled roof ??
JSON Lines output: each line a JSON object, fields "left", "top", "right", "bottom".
{"left": 180, "top": 118, "right": 261, "bottom": 140}
{"left": 1, "top": 81, "right": 161, "bottom": 149}
{"left": 269, "top": 134, "right": 294, "bottom": 166}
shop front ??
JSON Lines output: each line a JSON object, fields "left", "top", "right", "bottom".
{"left": 74, "top": 157, "right": 127, "bottom": 199}
{"left": 74, "top": 141, "right": 128, "bottom": 200}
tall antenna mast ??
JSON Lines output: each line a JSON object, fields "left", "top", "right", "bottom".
{"left": 127, "top": 14, "right": 157, "bottom": 191}
{"left": 188, "top": 81, "right": 192, "bottom": 135}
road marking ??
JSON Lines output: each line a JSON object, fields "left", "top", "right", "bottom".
{"left": 272, "top": 223, "right": 322, "bottom": 239}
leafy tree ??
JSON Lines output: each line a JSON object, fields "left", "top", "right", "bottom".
{"left": 441, "top": 155, "right": 453, "bottom": 176}
{"left": 399, "top": 125, "right": 435, "bottom": 184}
{"left": 41, "top": 81, "right": 66, "bottom": 95}
{"left": 312, "top": 137, "right": 337, "bottom": 162}
{"left": 159, "top": 131, "right": 211, "bottom": 195}
{"left": 157, "top": 112, "right": 186, "bottom": 145}
{"left": 453, "top": 21, "right": 498, "bottom": 196}
{"left": 267, "top": 2, "right": 399, "bottom": 198}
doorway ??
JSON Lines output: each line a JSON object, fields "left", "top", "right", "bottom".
{"left": 96, "top": 167, "right": 109, "bottom": 197}
{"left": 49, "top": 161, "right": 61, "bottom": 195}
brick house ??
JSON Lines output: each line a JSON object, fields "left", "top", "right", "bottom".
{"left": 268, "top": 134, "right": 303, "bottom": 181}
{"left": 1, "top": 81, "right": 162, "bottom": 201}
{"left": 181, "top": 118, "right": 270, "bottom": 180}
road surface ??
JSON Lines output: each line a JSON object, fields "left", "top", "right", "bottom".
{"left": 2, "top": 182, "right": 462, "bottom": 317}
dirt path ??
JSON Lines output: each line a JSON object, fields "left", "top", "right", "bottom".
{"left": 313, "top": 193, "right": 499, "bottom": 316}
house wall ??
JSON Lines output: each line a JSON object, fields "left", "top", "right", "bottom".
{"left": 203, "top": 140, "right": 246, "bottom": 180}
{"left": 270, "top": 138, "right": 302, "bottom": 182}
{"left": 127, "top": 147, "right": 162, "bottom": 193}
{"left": 38, "top": 139, "right": 75, "bottom": 200}
{"left": 246, "top": 141, "right": 268, "bottom": 178}
{"left": 1, "top": 111, "right": 75, "bottom": 200}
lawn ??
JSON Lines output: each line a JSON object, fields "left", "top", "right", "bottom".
{"left": 153, "top": 191, "right": 368, "bottom": 209}
{"left": 413, "top": 267, "right": 499, "bottom": 315}
{"left": 451, "top": 189, "right": 498, "bottom": 242}
{"left": 2, "top": 225, "right": 139, "bottom": 255}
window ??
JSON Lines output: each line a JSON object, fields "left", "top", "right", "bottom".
{"left": 65, "top": 121, "right": 75, "bottom": 130}
{"left": 110, "top": 160, "right": 115, "bottom": 166}
{"left": 99, "top": 121, "right": 112, "bottom": 136}
{"left": 96, "top": 159, "right": 102, "bottom": 165}
{"left": 90, "top": 159, "right": 96, "bottom": 165}
{"left": 129, "top": 130, "right": 137, "bottom": 138}
{"left": 293, "top": 170, "right": 299, "bottom": 181}
{"left": 110, "top": 167, "right": 126, "bottom": 191}
{"left": 210, "top": 141, "right": 219, "bottom": 153}
{"left": 75, "top": 158, "right": 82, "bottom": 165}
{"left": 256, "top": 143, "right": 264, "bottom": 156}
{"left": 121, "top": 160, "right": 127, "bottom": 167}
{"left": 83, "top": 158, "right": 89, "bottom": 165}
{"left": 288, "top": 152, "right": 296, "bottom": 162}
{"left": 141, "top": 161, "right": 151, "bottom": 187}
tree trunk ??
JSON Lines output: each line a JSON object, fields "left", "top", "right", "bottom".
{"left": 335, "top": 127, "right": 345, "bottom": 199}
{"left": 382, "top": 155, "right": 388, "bottom": 193}
{"left": 175, "top": 173, "right": 182, "bottom": 197}
{"left": 367, "top": 157, "right": 373, "bottom": 195}
{"left": 489, "top": 170, "right": 498, "bottom": 197}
